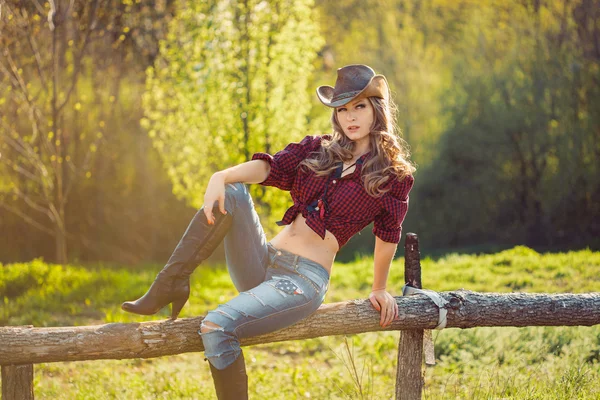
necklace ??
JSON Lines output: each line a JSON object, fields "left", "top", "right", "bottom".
{"left": 341, "top": 161, "right": 357, "bottom": 175}
{"left": 344, "top": 148, "right": 369, "bottom": 169}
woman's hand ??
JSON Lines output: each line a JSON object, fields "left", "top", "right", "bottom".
{"left": 203, "top": 171, "right": 230, "bottom": 224}
{"left": 368, "top": 289, "right": 398, "bottom": 328}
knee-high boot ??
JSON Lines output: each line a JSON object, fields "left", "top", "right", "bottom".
{"left": 121, "top": 207, "right": 232, "bottom": 319}
{"left": 209, "top": 351, "right": 249, "bottom": 400}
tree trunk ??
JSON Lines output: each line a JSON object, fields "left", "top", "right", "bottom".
{"left": 54, "top": 211, "right": 67, "bottom": 265}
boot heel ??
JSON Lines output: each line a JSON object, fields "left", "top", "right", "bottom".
{"left": 170, "top": 296, "right": 188, "bottom": 320}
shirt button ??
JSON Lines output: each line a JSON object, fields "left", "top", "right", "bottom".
{"left": 332, "top": 180, "right": 337, "bottom": 184}
{"left": 276, "top": 251, "right": 282, "bottom": 256}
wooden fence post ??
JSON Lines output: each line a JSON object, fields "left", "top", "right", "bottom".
{"left": 1, "top": 364, "right": 34, "bottom": 400}
{"left": 395, "top": 233, "right": 424, "bottom": 400}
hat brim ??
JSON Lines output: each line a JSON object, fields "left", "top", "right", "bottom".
{"left": 316, "top": 75, "right": 389, "bottom": 108}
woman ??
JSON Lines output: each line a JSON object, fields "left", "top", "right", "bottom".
{"left": 122, "top": 64, "right": 415, "bottom": 399}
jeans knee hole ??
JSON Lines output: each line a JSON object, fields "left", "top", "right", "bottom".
{"left": 200, "top": 321, "right": 224, "bottom": 334}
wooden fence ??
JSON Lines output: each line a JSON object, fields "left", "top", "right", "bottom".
{"left": 1, "top": 234, "right": 599, "bottom": 400}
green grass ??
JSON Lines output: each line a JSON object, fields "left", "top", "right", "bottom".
{"left": 1, "top": 246, "right": 599, "bottom": 399}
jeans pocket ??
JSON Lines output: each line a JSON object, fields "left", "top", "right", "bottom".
{"left": 295, "top": 267, "right": 328, "bottom": 294}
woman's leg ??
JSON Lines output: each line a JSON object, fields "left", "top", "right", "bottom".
{"left": 221, "top": 183, "right": 269, "bottom": 292}
{"left": 121, "top": 183, "right": 265, "bottom": 319}
{"left": 200, "top": 247, "right": 330, "bottom": 399}
{"left": 199, "top": 182, "right": 270, "bottom": 400}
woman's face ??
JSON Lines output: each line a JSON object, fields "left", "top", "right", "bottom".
{"left": 335, "top": 97, "right": 374, "bottom": 146}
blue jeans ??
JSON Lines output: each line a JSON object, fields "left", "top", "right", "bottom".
{"left": 198, "top": 183, "right": 330, "bottom": 370}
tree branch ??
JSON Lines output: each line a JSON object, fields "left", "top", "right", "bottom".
{"left": 0, "top": 127, "right": 51, "bottom": 180}
{"left": 12, "top": 187, "right": 51, "bottom": 216}
{"left": 0, "top": 157, "right": 43, "bottom": 185}
{"left": 0, "top": 200, "right": 54, "bottom": 236}
{"left": 1, "top": 46, "right": 45, "bottom": 139}
{"left": 29, "top": 0, "right": 45, "bottom": 15}
{"left": 56, "top": 0, "right": 101, "bottom": 114}
{"left": 4, "top": 46, "right": 32, "bottom": 105}
{"left": 26, "top": 29, "right": 48, "bottom": 93}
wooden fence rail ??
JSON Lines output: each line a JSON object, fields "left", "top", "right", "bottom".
{"left": 2, "top": 234, "right": 599, "bottom": 400}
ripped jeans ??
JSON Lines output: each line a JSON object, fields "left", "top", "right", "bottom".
{"left": 198, "top": 183, "right": 330, "bottom": 370}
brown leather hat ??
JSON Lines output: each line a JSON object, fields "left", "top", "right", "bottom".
{"left": 317, "top": 64, "right": 389, "bottom": 108}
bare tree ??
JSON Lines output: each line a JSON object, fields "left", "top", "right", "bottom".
{"left": 0, "top": 1, "right": 103, "bottom": 263}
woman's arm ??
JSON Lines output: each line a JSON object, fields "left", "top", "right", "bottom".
{"left": 368, "top": 237, "right": 399, "bottom": 327}
{"left": 219, "top": 159, "right": 271, "bottom": 185}
{"left": 203, "top": 160, "right": 271, "bottom": 224}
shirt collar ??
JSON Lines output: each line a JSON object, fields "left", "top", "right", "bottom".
{"left": 337, "top": 151, "right": 372, "bottom": 167}
{"left": 356, "top": 151, "right": 372, "bottom": 164}
{"left": 333, "top": 152, "right": 371, "bottom": 179}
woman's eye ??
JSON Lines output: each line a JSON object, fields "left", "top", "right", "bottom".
{"left": 337, "top": 108, "right": 346, "bottom": 113}
{"left": 356, "top": 104, "right": 365, "bottom": 109}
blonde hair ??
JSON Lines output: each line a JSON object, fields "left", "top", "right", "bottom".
{"left": 300, "top": 96, "right": 415, "bottom": 197}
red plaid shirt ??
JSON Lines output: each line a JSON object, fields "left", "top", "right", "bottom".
{"left": 252, "top": 135, "right": 414, "bottom": 248}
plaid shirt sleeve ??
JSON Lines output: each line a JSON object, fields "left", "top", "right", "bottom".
{"left": 251, "top": 135, "right": 323, "bottom": 191}
{"left": 372, "top": 174, "right": 415, "bottom": 244}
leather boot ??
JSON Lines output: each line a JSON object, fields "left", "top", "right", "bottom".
{"left": 209, "top": 351, "right": 249, "bottom": 400}
{"left": 122, "top": 207, "right": 232, "bottom": 319}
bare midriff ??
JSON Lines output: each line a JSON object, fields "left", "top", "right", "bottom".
{"left": 269, "top": 213, "right": 338, "bottom": 274}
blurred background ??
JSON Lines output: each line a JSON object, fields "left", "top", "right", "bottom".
{"left": 1, "top": 0, "right": 598, "bottom": 265}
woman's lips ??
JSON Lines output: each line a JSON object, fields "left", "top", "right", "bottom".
{"left": 347, "top": 125, "right": 360, "bottom": 131}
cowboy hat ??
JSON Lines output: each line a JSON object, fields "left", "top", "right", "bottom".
{"left": 317, "top": 64, "right": 389, "bottom": 108}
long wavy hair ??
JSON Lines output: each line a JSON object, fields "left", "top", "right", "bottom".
{"left": 300, "top": 96, "right": 416, "bottom": 197}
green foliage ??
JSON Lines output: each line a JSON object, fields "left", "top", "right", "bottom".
{"left": 1, "top": 247, "right": 599, "bottom": 398}
{"left": 0, "top": 258, "right": 239, "bottom": 326}
{"left": 405, "top": 0, "right": 600, "bottom": 249}
{"left": 317, "top": 0, "right": 599, "bottom": 252}
{"left": 143, "top": 0, "right": 324, "bottom": 232}
{"left": 3, "top": 0, "right": 598, "bottom": 265}
{"left": 0, "top": 258, "right": 139, "bottom": 326}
